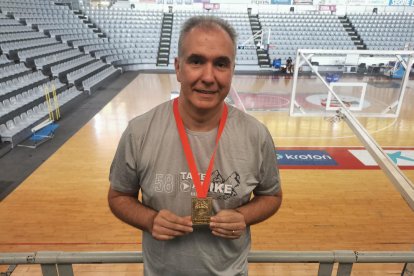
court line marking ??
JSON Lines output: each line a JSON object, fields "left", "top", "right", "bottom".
{"left": 273, "top": 117, "right": 398, "bottom": 140}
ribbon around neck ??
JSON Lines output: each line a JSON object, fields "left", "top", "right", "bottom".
{"left": 173, "top": 98, "right": 228, "bottom": 198}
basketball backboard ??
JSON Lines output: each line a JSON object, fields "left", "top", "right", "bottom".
{"left": 290, "top": 49, "right": 414, "bottom": 118}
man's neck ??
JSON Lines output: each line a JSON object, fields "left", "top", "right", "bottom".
{"left": 177, "top": 98, "right": 224, "bottom": 132}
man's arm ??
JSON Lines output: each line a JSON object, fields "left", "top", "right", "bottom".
{"left": 108, "top": 187, "right": 193, "bottom": 240}
{"left": 108, "top": 187, "right": 156, "bottom": 232}
{"left": 237, "top": 190, "right": 283, "bottom": 226}
{"left": 209, "top": 189, "right": 282, "bottom": 239}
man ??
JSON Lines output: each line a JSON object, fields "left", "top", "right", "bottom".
{"left": 108, "top": 16, "right": 282, "bottom": 275}
{"left": 286, "top": 57, "right": 293, "bottom": 73}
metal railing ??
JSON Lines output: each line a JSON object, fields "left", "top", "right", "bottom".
{"left": 1, "top": 250, "right": 414, "bottom": 276}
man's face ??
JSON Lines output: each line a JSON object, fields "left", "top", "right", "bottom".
{"left": 175, "top": 26, "right": 235, "bottom": 112}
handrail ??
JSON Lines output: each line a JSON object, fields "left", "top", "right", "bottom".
{"left": 1, "top": 250, "right": 413, "bottom": 276}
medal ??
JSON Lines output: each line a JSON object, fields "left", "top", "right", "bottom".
{"left": 173, "top": 98, "right": 228, "bottom": 225}
{"left": 191, "top": 197, "right": 213, "bottom": 225}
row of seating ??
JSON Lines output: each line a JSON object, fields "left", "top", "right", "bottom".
{"left": 106, "top": 54, "right": 156, "bottom": 65}
{"left": 0, "top": 63, "right": 29, "bottom": 80}
{"left": 62, "top": 33, "right": 101, "bottom": 43}
{"left": 50, "top": 55, "right": 95, "bottom": 77}
{"left": 359, "top": 31, "right": 412, "bottom": 38}
{"left": 259, "top": 12, "right": 338, "bottom": 18}
{"left": 72, "top": 38, "right": 109, "bottom": 48}
{"left": 0, "top": 31, "right": 45, "bottom": 43}
{"left": 0, "top": 87, "right": 82, "bottom": 146}
{"left": 95, "top": 47, "right": 157, "bottom": 57}
{"left": 92, "top": 19, "right": 160, "bottom": 25}
{"left": 0, "top": 1, "right": 70, "bottom": 8}
{"left": 37, "top": 23, "right": 88, "bottom": 32}
{"left": 34, "top": 49, "right": 83, "bottom": 69}
{"left": 83, "top": 43, "right": 141, "bottom": 53}
{"left": 13, "top": 13, "right": 78, "bottom": 21}
{"left": 66, "top": 60, "right": 107, "bottom": 84}
{"left": 0, "top": 71, "right": 47, "bottom": 97}
{"left": 0, "top": 37, "right": 58, "bottom": 52}
{"left": 261, "top": 24, "right": 347, "bottom": 32}
{"left": 352, "top": 18, "right": 414, "bottom": 23}
{"left": 269, "top": 13, "right": 336, "bottom": 20}
{"left": 106, "top": 28, "right": 161, "bottom": 34}
{"left": 0, "top": 18, "right": 20, "bottom": 26}
{"left": 99, "top": 20, "right": 161, "bottom": 25}
{"left": 2, "top": 0, "right": 51, "bottom": 3}
{"left": 18, "top": 44, "right": 70, "bottom": 61}
{"left": 84, "top": 8, "right": 162, "bottom": 15}
{"left": 365, "top": 36, "right": 410, "bottom": 41}
{"left": 0, "top": 25, "right": 32, "bottom": 33}
{"left": 2, "top": 9, "right": 73, "bottom": 17}
{"left": 49, "top": 28, "right": 95, "bottom": 37}
{"left": 348, "top": 12, "right": 413, "bottom": 16}
{"left": 0, "top": 80, "right": 66, "bottom": 119}
{"left": 82, "top": 66, "right": 121, "bottom": 93}
{"left": 25, "top": 18, "right": 81, "bottom": 26}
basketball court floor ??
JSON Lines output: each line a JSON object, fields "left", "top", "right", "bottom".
{"left": 1, "top": 73, "right": 414, "bottom": 275}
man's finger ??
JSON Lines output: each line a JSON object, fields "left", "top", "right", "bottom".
{"left": 152, "top": 210, "right": 193, "bottom": 240}
{"left": 211, "top": 230, "right": 241, "bottom": 240}
{"left": 158, "top": 218, "right": 193, "bottom": 233}
{"left": 159, "top": 210, "right": 193, "bottom": 227}
{"left": 153, "top": 224, "right": 190, "bottom": 237}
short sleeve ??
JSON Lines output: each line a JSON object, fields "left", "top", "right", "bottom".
{"left": 254, "top": 126, "right": 281, "bottom": 196}
{"left": 109, "top": 124, "right": 140, "bottom": 194}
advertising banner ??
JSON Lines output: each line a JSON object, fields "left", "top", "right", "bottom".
{"left": 276, "top": 147, "right": 414, "bottom": 170}
{"left": 318, "top": 0, "right": 347, "bottom": 5}
{"left": 388, "top": 0, "right": 413, "bottom": 5}
{"left": 368, "top": 0, "right": 388, "bottom": 5}
{"left": 293, "top": 0, "right": 313, "bottom": 5}
{"left": 251, "top": 0, "right": 271, "bottom": 4}
{"left": 347, "top": 0, "right": 368, "bottom": 5}
{"left": 319, "top": 4, "right": 336, "bottom": 11}
{"left": 203, "top": 2, "right": 220, "bottom": 9}
{"left": 271, "top": 0, "right": 292, "bottom": 4}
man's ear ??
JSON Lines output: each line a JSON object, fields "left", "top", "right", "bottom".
{"left": 175, "top": 57, "right": 181, "bottom": 82}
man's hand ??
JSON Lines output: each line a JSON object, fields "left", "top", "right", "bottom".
{"left": 108, "top": 188, "right": 193, "bottom": 241}
{"left": 151, "top": 209, "right": 193, "bottom": 241}
{"left": 209, "top": 209, "right": 246, "bottom": 239}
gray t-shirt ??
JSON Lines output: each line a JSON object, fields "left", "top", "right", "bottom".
{"left": 109, "top": 100, "right": 281, "bottom": 276}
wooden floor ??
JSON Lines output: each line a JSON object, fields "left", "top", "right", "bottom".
{"left": 1, "top": 73, "right": 414, "bottom": 275}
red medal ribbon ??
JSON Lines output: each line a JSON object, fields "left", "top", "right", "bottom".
{"left": 173, "top": 98, "right": 228, "bottom": 198}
